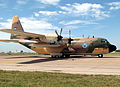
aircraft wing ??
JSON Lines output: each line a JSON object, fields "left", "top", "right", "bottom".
{"left": 0, "top": 29, "right": 47, "bottom": 42}
{"left": 0, "top": 40, "right": 19, "bottom": 43}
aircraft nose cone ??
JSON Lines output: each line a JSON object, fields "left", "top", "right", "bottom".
{"left": 109, "top": 45, "right": 117, "bottom": 52}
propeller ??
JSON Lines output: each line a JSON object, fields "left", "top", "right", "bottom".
{"left": 60, "top": 28, "right": 62, "bottom": 36}
{"left": 55, "top": 28, "right": 63, "bottom": 41}
{"left": 68, "top": 30, "right": 73, "bottom": 45}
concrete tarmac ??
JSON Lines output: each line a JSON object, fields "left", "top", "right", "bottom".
{"left": 0, "top": 55, "right": 120, "bottom": 75}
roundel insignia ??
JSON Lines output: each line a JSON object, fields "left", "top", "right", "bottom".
{"left": 82, "top": 43, "right": 87, "bottom": 48}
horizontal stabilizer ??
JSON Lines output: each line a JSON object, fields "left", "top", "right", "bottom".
{"left": 0, "top": 29, "right": 46, "bottom": 42}
{"left": 0, "top": 29, "right": 45, "bottom": 37}
{"left": 0, "top": 40, "right": 19, "bottom": 43}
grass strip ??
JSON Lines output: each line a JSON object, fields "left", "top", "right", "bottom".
{"left": 0, "top": 70, "right": 120, "bottom": 87}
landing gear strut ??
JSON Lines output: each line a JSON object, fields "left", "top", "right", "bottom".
{"left": 98, "top": 54, "right": 103, "bottom": 58}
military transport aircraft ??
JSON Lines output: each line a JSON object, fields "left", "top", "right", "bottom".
{"left": 0, "top": 16, "right": 117, "bottom": 58}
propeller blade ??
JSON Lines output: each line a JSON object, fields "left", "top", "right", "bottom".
{"left": 68, "top": 30, "right": 73, "bottom": 45}
{"left": 55, "top": 28, "right": 63, "bottom": 42}
{"left": 60, "top": 28, "right": 63, "bottom": 36}
{"left": 55, "top": 30, "right": 59, "bottom": 36}
{"left": 69, "top": 30, "right": 71, "bottom": 38}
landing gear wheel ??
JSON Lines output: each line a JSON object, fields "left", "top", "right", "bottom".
{"left": 98, "top": 54, "right": 103, "bottom": 58}
{"left": 51, "top": 55, "right": 56, "bottom": 58}
{"left": 65, "top": 54, "right": 70, "bottom": 58}
{"left": 51, "top": 54, "right": 64, "bottom": 58}
{"left": 60, "top": 54, "right": 64, "bottom": 58}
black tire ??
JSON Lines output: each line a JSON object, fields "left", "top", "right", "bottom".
{"left": 65, "top": 54, "right": 70, "bottom": 58}
{"left": 51, "top": 54, "right": 64, "bottom": 58}
{"left": 51, "top": 55, "right": 56, "bottom": 58}
{"left": 98, "top": 54, "right": 103, "bottom": 58}
{"left": 60, "top": 54, "right": 64, "bottom": 58}
{"left": 51, "top": 55, "right": 53, "bottom": 58}
{"left": 55, "top": 55, "right": 59, "bottom": 58}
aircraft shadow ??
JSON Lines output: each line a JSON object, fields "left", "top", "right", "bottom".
{"left": 5, "top": 55, "right": 120, "bottom": 64}
{"left": 70, "top": 56, "right": 120, "bottom": 58}
{"left": 101, "top": 56, "right": 120, "bottom": 58}
{"left": 18, "top": 57, "right": 70, "bottom": 64}
{"left": 5, "top": 56, "right": 48, "bottom": 59}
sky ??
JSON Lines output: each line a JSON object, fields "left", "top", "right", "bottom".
{"left": 0, "top": 0, "right": 120, "bottom": 52}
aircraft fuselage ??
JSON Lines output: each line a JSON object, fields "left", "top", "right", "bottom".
{"left": 18, "top": 37, "right": 116, "bottom": 58}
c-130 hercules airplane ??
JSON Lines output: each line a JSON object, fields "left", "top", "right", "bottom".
{"left": 0, "top": 16, "right": 117, "bottom": 58}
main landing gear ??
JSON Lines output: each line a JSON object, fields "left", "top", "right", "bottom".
{"left": 51, "top": 53, "right": 70, "bottom": 58}
{"left": 98, "top": 54, "right": 103, "bottom": 58}
{"left": 51, "top": 55, "right": 64, "bottom": 58}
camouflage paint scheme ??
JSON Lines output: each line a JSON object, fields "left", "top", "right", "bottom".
{"left": 70, "top": 38, "right": 110, "bottom": 54}
{"left": 19, "top": 37, "right": 112, "bottom": 55}
{"left": 0, "top": 16, "right": 116, "bottom": 57}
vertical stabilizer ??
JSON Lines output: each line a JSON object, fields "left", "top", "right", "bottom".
{"left": 11, "top": 16, "right": 24, "bottom": 39}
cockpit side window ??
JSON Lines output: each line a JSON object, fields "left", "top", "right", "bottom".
{"left": 101, "top": 39, "right": 107, "bottom": 43}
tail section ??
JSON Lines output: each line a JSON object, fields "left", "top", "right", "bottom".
{"left": 11, "top": 16, "right": 24, "bottom": 39}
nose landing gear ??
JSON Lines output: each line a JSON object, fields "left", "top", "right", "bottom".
{"left": 98, "top": 54, "right": 103, "bottom": 58}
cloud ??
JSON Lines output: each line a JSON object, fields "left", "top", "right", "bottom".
{"left": 0, "top": 17, "right": 3, "bottom": 20}
{"left": 0, "top": 44, "right": 3, "bottom": 46}
{"left": 59, "top": 20, "right": 98, "bottom": 25}
{"left": 0, "top": 19, "right": 12, "bottom": 28}
{"left": 59, "top": 3, "right": 109, "bottom": 19}
{"left": 34, "top": 10, "right": 67, "bottom": 17}
{"left": 0, "top": 17, "right": 59, "bottom": 34}
{"left": 0, "top": 3, "right": 6, "bottom": 7}
{"left": 36, "top": 0, "right": 60, "bottom": 5}
{"left": 0, "top": 32, "right": 10, "bottom": 39}
{"left": 0, "top": 19, "right": 11, "bottom": 39}
{"left": 38, "top": 11, "right": 58, "bottom": 16}
{"left": 58, "top": 11, "right": 67, "bottom": 14}
{"left": 34, "top": 12, "right": 39, "bottom": 17}
{"left": 16, "top": 0, "right": 27, "bottom": 5}
{"left": 20, "top": 17, "right": 58, "bottom": 30}
{"left": 108, "top": 2, "right": 120, "bottom": 10}
{"left": 63, "top": 25, "right": 80, "bottom": 30}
